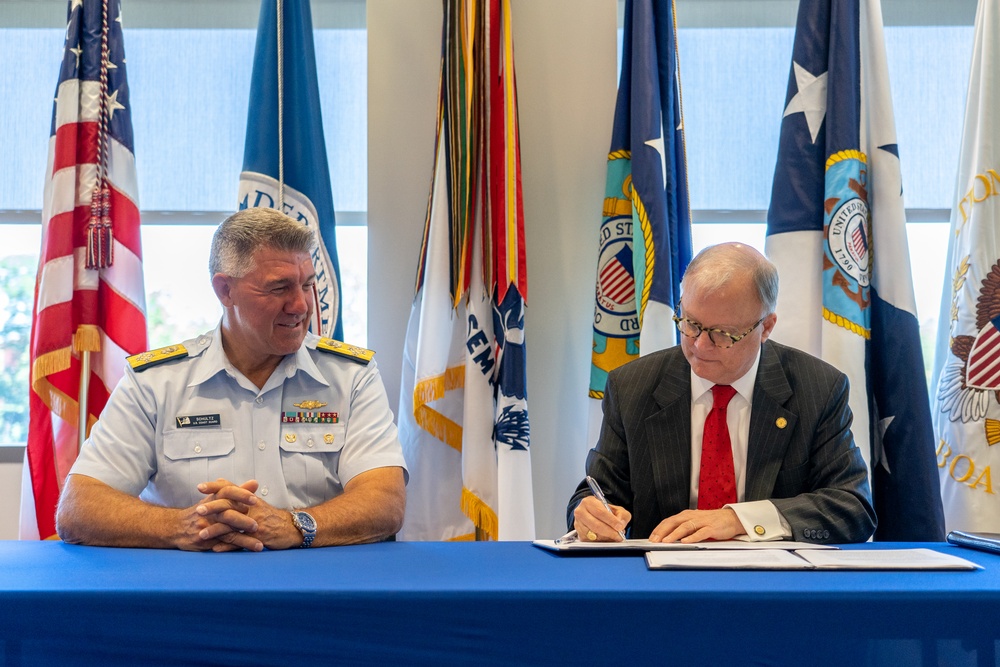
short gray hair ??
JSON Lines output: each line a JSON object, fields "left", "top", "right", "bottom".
{"left": 681, "top": 243, "right": 779, "bottom": 315}
{"left": 209, "top": 207, "right": 316, "bottom": 278}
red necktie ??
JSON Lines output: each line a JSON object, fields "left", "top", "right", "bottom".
{"left": 698, "top": 384, "right": 738, "bottom": 510}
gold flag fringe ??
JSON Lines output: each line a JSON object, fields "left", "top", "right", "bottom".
{"left": 73, "top": 324, "right": 102, "bottom": 353}
{"left": 461, "top": 487, "right": 498, "bottom": 541}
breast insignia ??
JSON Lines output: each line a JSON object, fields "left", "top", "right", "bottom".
{"left": 317, "top": 338, "right": 375, "bottom": 364}
{"left": 127, "top": 344, "right": 189, "bottom": 372}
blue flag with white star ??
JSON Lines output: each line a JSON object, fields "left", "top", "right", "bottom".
{"left": 589, "top": 0, "right": 692, "bottom": 401}
{"left": 765, "top": 0, "right": 943, "bottom": 541}
{"left": 238, "top": 0, "right": 343, "bottom": 340}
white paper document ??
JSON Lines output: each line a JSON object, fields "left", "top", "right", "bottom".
{"left": 793, "top": 548, "right": 982, "bottom": 570}
{"left": 533, "top": 533, "right": 835, "bottom": 553}
{"left": 644, "top": 547, "right": 982, "bottom": 571}
{"left": 646, "top": 549, "right": 812, "bottom": 570}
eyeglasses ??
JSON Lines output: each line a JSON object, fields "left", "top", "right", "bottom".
{"left": 672, "top": 315, "right": 765, "bottom": 349}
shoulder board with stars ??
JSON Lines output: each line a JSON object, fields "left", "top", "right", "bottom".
{"left": 316, "top": 338, "right": 375, "bottom": 364}
{"left": 127, "top": 344, "right": 189, "bottom": 372}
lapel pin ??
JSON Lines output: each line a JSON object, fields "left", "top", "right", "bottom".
{"left": 776, "top": 417, "right": 787, "bottom": 429}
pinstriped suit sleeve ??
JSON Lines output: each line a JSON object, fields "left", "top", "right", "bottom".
{"left": 567, "top": 351, "right": 689, "bottom": 538}
{"left": 567, "top": 366, "right": 635, "bottom": 531}
{"left": 765, "top": 359, "right": 876, "bottom": 543}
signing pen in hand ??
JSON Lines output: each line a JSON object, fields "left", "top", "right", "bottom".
{"left": 586, "top": 475, "right": 627, "bottom": 541}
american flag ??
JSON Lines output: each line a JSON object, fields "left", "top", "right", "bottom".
{"left": 22, "top": 0, "right": 147, "bottom": 539}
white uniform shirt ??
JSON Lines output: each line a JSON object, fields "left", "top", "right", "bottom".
{"left": 70, "top": 327, "right": 408, "bottom": 510}
{"left": 688, "top": 349, "right": 791, "bottom": 541}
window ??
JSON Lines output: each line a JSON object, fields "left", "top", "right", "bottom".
{"left": 0, "top": 8, "right": 368, "bottom": 446}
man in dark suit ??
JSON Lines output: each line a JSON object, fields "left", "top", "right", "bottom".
{"left": 568, "top": 243, "right": 876, "bottom": 544}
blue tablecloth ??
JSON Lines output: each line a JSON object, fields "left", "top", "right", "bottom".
{"left": 1, "top": 540, "right": 998, "bottom": 665}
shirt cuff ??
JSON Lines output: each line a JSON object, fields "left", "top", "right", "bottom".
{"left": 724, "top": 499, "right": 792, "bottom": 542}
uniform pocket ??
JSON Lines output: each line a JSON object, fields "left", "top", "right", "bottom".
{"left": 278, "top": 424, "right": 346, "bottom": 454}
{"left": 279, "top": 424, "right": 347, "bottom": 503}
{"left": 163, "top": 430, "right": 236, "bottom": 460}
{"left": 161, "top": 429, "right": 237, "bottom": 491}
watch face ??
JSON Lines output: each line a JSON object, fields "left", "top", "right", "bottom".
{"left": 295, "top": 512, "right": 316, "bottom": 532}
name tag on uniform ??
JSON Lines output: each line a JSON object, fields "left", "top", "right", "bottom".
{"left": 176, "top": 414, "right": 221, "bottom": 428}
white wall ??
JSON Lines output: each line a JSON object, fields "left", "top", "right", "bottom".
{"left": 368, "top": 0, "right": 616, "bottom": 539}
{"left": 0, "top": 454, "right": 23, "bottom": 539}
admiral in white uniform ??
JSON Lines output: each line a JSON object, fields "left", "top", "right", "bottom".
{"left": 57, "top": 208, "right": 408, "bottom": 551}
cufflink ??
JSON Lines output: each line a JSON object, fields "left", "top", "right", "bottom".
{"left": 754, "top": 525, "right": 766, "bottom": 536}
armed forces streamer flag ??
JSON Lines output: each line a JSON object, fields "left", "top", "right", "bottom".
{"left": 22, "top": 0, "right": 147, "bottom": 539}
{"left": 239, "top": 0, "right": 343, "bottom": 340}
{"left": 932, "top": 0, "right": 1000, "bottom": 532}
{"left": 766, "top": 0, "right": 943, "bottom": 540}
{"left": 399, "top": 0, "right": 534, "bottom": 541}
{"left": 588, "top": 0, "right": 692, "bottom": 442}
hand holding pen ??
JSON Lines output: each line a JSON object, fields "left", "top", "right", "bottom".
{"left": 584, "top": 475, "right": 628, "bottom": 542}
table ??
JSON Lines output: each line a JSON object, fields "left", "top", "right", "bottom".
{"left": 1, "top": 540, "right": 998, "bottom": 666}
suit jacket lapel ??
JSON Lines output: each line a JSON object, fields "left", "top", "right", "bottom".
{"left": 647, "top": 350, "right": 693, "bottom": 517}
{"left": 746, "top": 341, "right": 797, "bottom": 502}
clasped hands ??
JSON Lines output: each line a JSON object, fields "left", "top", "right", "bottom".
{"left": 573, "top": 496, "right": 747, "bottom": 543}
{"left": 181, "top": 478, "right": 300, "bottom": 552}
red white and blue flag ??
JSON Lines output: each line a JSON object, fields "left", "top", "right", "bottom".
{"left": 766, "top": 0, "right": 943, "bottom": 540}
{"left": 22, "top": 0, "right": 147, "bottom": 539}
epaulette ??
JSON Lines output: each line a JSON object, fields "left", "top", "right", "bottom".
{"left": 316, "top": 338, "right": 375, "bottom": 364}
{"left": 127, "top": 344, "right": 189, "bottom": 372}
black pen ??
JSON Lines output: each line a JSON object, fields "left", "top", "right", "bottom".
{"left": 586, "top": 475, "right": 627, "bottom": 541}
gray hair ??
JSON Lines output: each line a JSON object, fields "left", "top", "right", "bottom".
{"left": 681, "top": 243, "right": 779, "bottom": 315}
{"left": 209, "top": 207, "right": 316, "bottom": 278}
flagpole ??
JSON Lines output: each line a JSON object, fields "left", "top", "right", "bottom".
{"left": 73, "top": 325, "right": 101, "bottom": 451}
{"left": 77, "top": 355, "right": 90, "bottom": 452}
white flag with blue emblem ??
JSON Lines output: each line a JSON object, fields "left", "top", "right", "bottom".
{"left": 766, "top": 0, "right": 943, "bottom": 540}
{"left": 932, "top": 0, "right": 1000, "bottom": 533}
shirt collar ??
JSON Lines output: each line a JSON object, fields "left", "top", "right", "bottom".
{"left": 187, "top": 324, "right": 329, "bottom": 388}
{"left": 690, "top": 345, "right": 762, "bottom": 404}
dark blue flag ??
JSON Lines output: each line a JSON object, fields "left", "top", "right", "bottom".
{"left": 590, "top": 0, "right": 693, "bottom": 403}
{"left": 238, "top": 0, "right": 343, "bottom": 340}
{"left": 766, "top": 0, "right": 944, "bottom": 540}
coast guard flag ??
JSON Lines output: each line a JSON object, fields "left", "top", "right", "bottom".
{"left": 238, "top": 0, "right": 343, "bottom": 340}
{"left": 399, "top": 0, "right": 534, "bottom": 541}
{"left": 932, "top": 0, "right": 1000, "bottom": 532}
{"left": 22, "top": 0, "right": 147, "bottom": 539}
{"left": 766, "top": 0, "right": 943, "bottom": 540}
{"left": 588, "top": 0, "right": 692, "bottom": 442}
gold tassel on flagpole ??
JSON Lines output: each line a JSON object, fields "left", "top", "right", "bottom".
{"left": 74, "top": 324, "right": 101, "bottom": 449}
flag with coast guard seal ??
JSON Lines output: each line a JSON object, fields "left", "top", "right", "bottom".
{"left": 22, "top": 0, "right": 147, "bottom": 539}
{"left": 398, "top": 0, "right": 534, "bottom": 541}
{"left": 588, "top": 0, "right": 692, "bottom": 443}
{"left": 766, "top": 0, "right": 943, "bottom": 540}
{"left": 238, "top": 0, "right": 343, "bottom": 340}
{"left": 932, "top": 0, "right": 1000, "bottom": 533}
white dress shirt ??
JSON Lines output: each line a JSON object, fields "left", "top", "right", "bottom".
{"left": 688, "top": 349, "right": 792, "bottom": 541}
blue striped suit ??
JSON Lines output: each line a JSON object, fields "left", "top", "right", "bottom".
{"left": 568, "top": 340, "right": 876, "bottom": 543}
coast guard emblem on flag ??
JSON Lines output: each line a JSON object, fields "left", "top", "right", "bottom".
{"left": 967, "top": 314, "right": 1000, "bottom": 390}
{"left": 823, "top": 151, "right": 871, "bottom": 333}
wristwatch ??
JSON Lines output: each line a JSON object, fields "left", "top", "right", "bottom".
{"left": 291, "top": 510, "right": 317, "bottom": 548}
